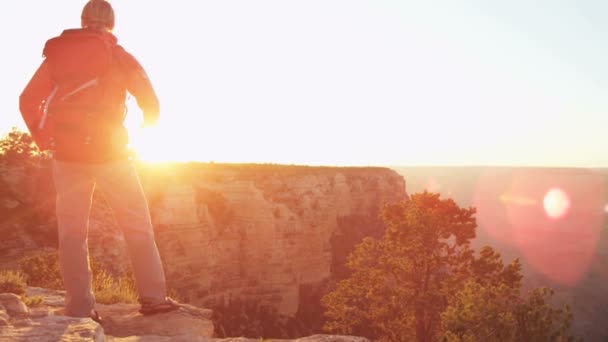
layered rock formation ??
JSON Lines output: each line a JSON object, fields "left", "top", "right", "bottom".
{"left": 139, "top": 164, "right": 406, "bottom": 315}
{"left": 0, "top": 163, "right": 407, "bottom": 318}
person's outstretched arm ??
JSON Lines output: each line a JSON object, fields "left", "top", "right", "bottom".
{"left": 117, "top": 47, "right": 160, "bottom": 127}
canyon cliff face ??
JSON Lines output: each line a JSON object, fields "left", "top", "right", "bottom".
{"left": 138, "top": 164, "right": 407, "bottom": 315}
{"left": 1, "top": 163, "right": 407, "bottom": 317}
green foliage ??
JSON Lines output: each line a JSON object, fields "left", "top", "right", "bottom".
{"left": 442, "top": 285, "right": 577, "bottom": 342}
{"left": 323, "top": 192, "right": 477, "bottom": 341}
{"left": 0, "top": 268, "right": 62, "bottom": 309}
{"left": 514, "top": 288, "right": 577, "bottom": 342}
{"left": 19, "top": 253, "right": 63, "bottom": 290}
{"left": 93, "top": 268, "right": 138, "bottom": 304}
{"left": 19, "top": 252, "right": 138, "bottom": 304}
{"left": 0, "top": 128, "right": 44, "bottom": 167}
{"left": 0, "top": 270, "right": 27, "bottom": 295}
{"left": 330, "top": 215, "right": 383, "bottom": 280}
{"left": 322, "top": 191, "right": 577, "bottom": 342}
{"left": 212, "top": 297, "right": 298, "bottom": 338}
{"left": 441, "top": 280, "right": 519, "bottom": 341}
{"left": 0, "top": 129, "right": 56, "bottom": 249}
{"left": 471, "top": 246, "right": 523, "bottom": 288}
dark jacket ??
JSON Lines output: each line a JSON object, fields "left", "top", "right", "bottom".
{"left": 19, "top": 28, "right": 159, "bottom": 163}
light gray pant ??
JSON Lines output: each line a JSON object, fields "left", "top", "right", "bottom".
{"left": 53, "top": 160, "right": 167, "bottom": 316}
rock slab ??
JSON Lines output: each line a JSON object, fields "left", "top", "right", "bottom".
{"left": 0, "top": 288, "right": 369, "bottom": 342}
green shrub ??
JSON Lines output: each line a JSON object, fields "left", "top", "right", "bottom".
{"left": 19, "top": 253, "right": 63, "bottom": 290}
{"left": 19, "top": 252, "right": 139, "bottom": 304}
{"left": 93, "top": 269, "right": 138, "bottom": 304}
{"left": 0, "top": 270, "right": 27, "bottom": 295}
{"left": 212, "top": 297, "right": 296, "bottom": 338}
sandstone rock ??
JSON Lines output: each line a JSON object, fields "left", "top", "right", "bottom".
{"left": 110, "top": 338, "right": 368, "bottom": 342}
{"left": 295, "top": 335, "right": 370, "bottom": 342}
{"left": 0, "top": 306, "right": 8, "bottom": 327}
{"left": 139, "top": 165, "right": 406, "bottom": 316}
{"left": 26, "top": 287, "right": 66, "bottom": 307}
{"left": 0, "top": 164, "right": 407, "bottom": 337}
{"left": 11, "top": 317, "right": 34, "bottom": 327}
{"left": 106, "top": 337, "right": 211, "bottom": 342}
{"left": 0, "top": 315, "right": 104, "bottom": 342}
{"left": 106, "top": 337, "right": 310, "bottom": 342}
{"left": 153, "top": 185, "right": 199, "bottom": 225}
{"left": 97, "top": 302, "right": 214, "bottom": 338}
{"left": 106, "top": 335, "right": 370, "bottom": 342}
{"left": 0, "top": 288, "right": 372, "bottom": 342}
{"left": 0, "top": 293, "right": 28, "bottom": 316}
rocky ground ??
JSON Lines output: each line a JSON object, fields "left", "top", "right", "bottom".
{"left": 0, "top": 287, "right": 368, "bottom": 342}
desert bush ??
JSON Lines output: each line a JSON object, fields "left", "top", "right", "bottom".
{"left": 19, "top": 252, "right": 138, "bottom": 304}
{"left": 211, "top": 297, "right": 304, "bottom": 338}
{"left": 22, "top": 295, "right": 44, "bottom": 307}
{"left": 93, "top": 268, "right": 138, "bottom": 304}
{"left": 19, "top": 253, "right": 63, "bottom": 290}
{"left": 0, "top": 270, "right": 27, "bottom": 295}
{"left": 0, "top": 128, "right": 43, "bottom": 167}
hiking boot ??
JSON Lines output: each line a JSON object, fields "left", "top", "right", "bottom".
{"left": 90, "top": 309, "right": 103, "bottom": 324}
{"left": 139, "top": 297, "right": 180, "bottom": 315}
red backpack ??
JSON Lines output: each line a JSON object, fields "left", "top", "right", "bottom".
{"left": 39, "top": 29, "right": 116, "bottom": 149}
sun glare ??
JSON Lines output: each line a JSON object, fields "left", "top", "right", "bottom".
{"left": 128, "top": 126, "right": 191, "bottom": 163}
{"left": 123, "top": 98, "right": 195, "bottom": 163}
{"left": 543, "top": 188, "right": 570, "bottom": 219}
{"left": 473, "top": 169, "right": 605, "bottom": 286}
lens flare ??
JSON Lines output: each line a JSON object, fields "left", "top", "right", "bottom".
{"left": 474, "top": 168, "right": 605, "bottom": 287}
{"left": 543, "top": 188, "right": 570, "bottom": 219}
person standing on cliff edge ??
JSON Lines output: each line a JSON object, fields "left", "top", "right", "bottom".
{"left": 19, "top": 0, "right": 179, "bottom": 322}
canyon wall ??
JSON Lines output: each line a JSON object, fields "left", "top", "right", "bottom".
{"left": 1, "top": 163, "right": 407, "bottom": 316}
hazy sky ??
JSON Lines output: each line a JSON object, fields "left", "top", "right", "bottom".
{"left": 2, "top": 1, "right": 607, "bottom": 166}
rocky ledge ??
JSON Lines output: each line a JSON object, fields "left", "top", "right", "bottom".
{"left": 0, "top": 287, "right": 369, "bottom": 342}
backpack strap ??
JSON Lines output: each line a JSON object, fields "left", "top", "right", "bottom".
{"left": 60, "top": 78, "right": 99, "bottom": 101}
{"left": 39, "top": 85, "right": 58, "bottom": 131}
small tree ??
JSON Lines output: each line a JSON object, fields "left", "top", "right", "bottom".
{"left": 514, "top": 288, "right": 575, "bottom": 342}
{"left": 441, "top": 285, "right": 575, "bottom": 342}
{"left": 322, "top": 192, "right": 575, "bottom": 342}
{"left": 322, "top": 192, "right": 477, "bottom": 341}
{"left": 0, "top": 270, "right": 27, "bottom": 295}
{"left": 0, "top": 128, "right": 42, "bottom": 166}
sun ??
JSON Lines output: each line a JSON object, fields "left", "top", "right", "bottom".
{"left": 127, "top": 126, "right": 194, "bottom": 163}
{"left": 122, "top": 98, "right": 194, "bottom": 163}
{"left": 543, "top": 188, "right": 570, "bottom": 219}
{"left": 129, "top": 126, "right": 169, "bottom": 162}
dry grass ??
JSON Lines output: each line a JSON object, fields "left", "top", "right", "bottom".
{"left": 0, "top": 269, "right": 27, "bottom": 295}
